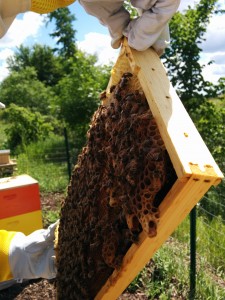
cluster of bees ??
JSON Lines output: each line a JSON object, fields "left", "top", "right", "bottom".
{"left": 56, "top": 73, "right": 176, "bottom": 299}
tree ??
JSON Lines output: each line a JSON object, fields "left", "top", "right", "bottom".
{"left": 191, "top": 101, "right": 225, "bottom": 162}
{"left": 7, "top": 44, "right": 64, "bottom": 86}
{"left": 213, "top": 77, "right": 225, "bottom": 99}
{"left": 0, "top": 67, "right": 55, "bottom": 115}
{"left": 55, "top": 51, "right": 110, "bottom": 126}
{"left": 54, "top": 50, "right": 111, "bottom": 148}
{"left": 3, "top": 104, "right": 56, "bottom": 151}
{"left": 47, "top": 7, "right": 77, "bottom": 58}
{"left": 164, "top": 0, "right": 219, "bottom": 108}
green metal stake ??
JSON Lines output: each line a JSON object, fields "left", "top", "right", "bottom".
{"left": 190, "top": 206, "right": 197, "bottom": 299}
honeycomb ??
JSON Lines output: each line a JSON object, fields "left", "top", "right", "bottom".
{"left": 56, "top": 72, "right": 177, "bottom": 299}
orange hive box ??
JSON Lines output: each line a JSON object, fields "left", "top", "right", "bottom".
{"left": 0, "top": 174, "right": 42, "bottom": 235}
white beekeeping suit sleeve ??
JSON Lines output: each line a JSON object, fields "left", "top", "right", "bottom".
{"left": 9, "top": 221, "right": 58, "bottom": 281}
{"left": 79, "top": 0, "right": 180, "bottom": 54}
{"left": 0, "top": 0, "right": 31, "bottom": 38}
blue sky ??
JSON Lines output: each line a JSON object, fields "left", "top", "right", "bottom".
{"left": 0, "top": 0, "right": 225, "bottom": 83}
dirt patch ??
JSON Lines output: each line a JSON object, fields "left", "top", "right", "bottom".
{"left": 0, "top": 278, "right": 150, "bottom": 300}
{"left": 0, "top": 279, "right": 56, "bottom": 300}
{"left": 40, "top": 192, "right": 64, "bottom": 212}
{"left": 0, "top": 278, "right": 149, "bottom": 300}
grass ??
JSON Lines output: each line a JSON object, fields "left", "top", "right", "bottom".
{"left": 130, "top": 215, "right": 225, "bottom": 300}
{"left": 16, "top": 153, "right": 69, "bottom": 192}
{"left": 42, "top": 209, "right": 60, "bottom": 228}
{"left": 14, "top": 134, "right": 70, "bottom": 193}
{"left": 128, "top": 229, "right": 225, "bottom": 299}
{"left": 174, "top": 214, "right": 225, "bottom": 276}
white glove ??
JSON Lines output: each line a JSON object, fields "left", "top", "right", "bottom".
{"left": 123, "top": 0, "right": 180, "bottom": 53}
{"left": 9, "top": 221, "right": 58, "bottom": 282}
{"left": 79, "top": 0, "right": 180, "bottom": 53}
{"left": 0, "top": 0, "right": 30, "bottom": 38}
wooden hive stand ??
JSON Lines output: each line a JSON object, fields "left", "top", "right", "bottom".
{"left": 94, "top": 39, "right": 224, "bottom": 300}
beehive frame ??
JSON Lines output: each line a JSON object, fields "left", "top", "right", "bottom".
{"left": 94, "top": 39, "right": 223, "bottom": 300}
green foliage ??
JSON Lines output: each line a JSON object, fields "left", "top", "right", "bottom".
{"left": 203, "top": 185, "right": 225, "bottom": 219}
{"left": 0, "top": 67, "right": 56, "bottom": 114}
{"left": 48, "top": 7, "right": 77, "bottom": 58}
{"left": 165, "top": 0, "right": 218, "bottom": 106}
{"left": 42, "top": 209, "right": 60, "bottom": 228}
{"left": 174, "top": 214, "right": 225, "bottom": 275}
{"left": 0, "top": 120, "right": 8, "bottom": 149}
{"left": 127, "top": 240, "right": 189, "bottom": 299}
{"left": 54, "top": 50, "right": 110, "bottom": 132}
{"left": 127, "top": 213, "right": 225, "bottom": 299}
{"left": 3, "top": 104, "right": 56, "bottom": 151}
{"left": 15, "top": 135, "right": 69, "bottom": 192}
{"left": 197, "top": 215, "right": 225, "bottom": 273}
{"left": 17, "top": 132, "right": 66, "bottom": 159}
{"left": 7, "top": 44, "right": 64, "bottom": 86}
{"left": 212, "top": 77, "right": 225, "bottom": 99}
{"left": 17, "top": 153, "right": 68, "bottom": 192}
{"left": 190, "top": 100, "right": 225, "bottom": 163}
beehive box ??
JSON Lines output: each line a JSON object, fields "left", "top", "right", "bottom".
{"left": 0, "top": 150, "right": 10, "bottom": 165}
{"left": 56, "top": 39, "right": 223, "bottom": 300}
{"left": 0, "top": 174, "right": 42, "bottom": 235}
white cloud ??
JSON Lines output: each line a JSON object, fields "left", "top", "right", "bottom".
{"left": 177, "top": 0, "right": 225, "bottom": 83}
{"left": 202, "top": 62, "right": 225, "bottom": 83}
{"left": 0, "top": 12, "right": 44, "bottom": 48}
{"left": 178, "top": 0, "right": 199, "bottom": 11}
{"left": 202, "top": 14, "right": 225, "bottom": 54}
{"left": 0, "top": 63, "right": 9, "bottom": 82}
{"left": 77, "top": 32, "right": 119, "bottom": 65}
{"left": 0, "top": 12, "right": 44, "bottom": 82}
{"left": 0, "top": 48, "right": 14, "bottom": 82}
{"left": 200, "top": 13, "right": 225, "bottom": 82}
{"left": 211, "top": 53, "right": 225, "bottom": 66}
{"left": 0, "top": 48, "right": 14, "bottom": 60}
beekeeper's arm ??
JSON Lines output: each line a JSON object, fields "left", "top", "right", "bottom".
{"left": 79, "top": 0, "right": 180, "bottom": 54}
{"left": 0, "top": 221, "right": 58, "bottom": 282}
{"left": 0, "top": 0, "right": 75, "bottom": 38}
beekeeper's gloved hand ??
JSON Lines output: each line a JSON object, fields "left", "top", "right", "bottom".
{"left": 9, "top": 221, "right": 58, "bottom": 282}
{"left": 123, "top": 0, "right": 180, "bottom": 55}
{"left": 0, "top": 0, "right": 75, "bottom": 38}
{"left": 79, "top": 0, "right": 180, "bottom": 55}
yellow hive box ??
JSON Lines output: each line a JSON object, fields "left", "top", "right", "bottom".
{"left": 0, "top": 210, "right": 43, "bottom": 235}
{"left": 0, "top": 174, "right": 43, "bottom": 235}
